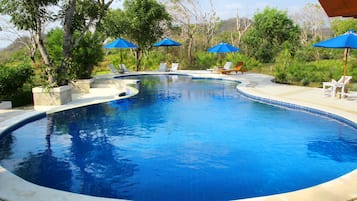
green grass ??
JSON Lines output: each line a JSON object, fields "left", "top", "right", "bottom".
{"left": 349, "top": 83, "right": 357, "bottom": 91}
{"left": 93, "top": 70, "right": 111, "bottom": 76}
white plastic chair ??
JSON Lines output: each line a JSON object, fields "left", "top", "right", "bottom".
{"left": 108, "top": 64, "right": 119, "bottom": 74}
{"left": 170, "top": 63, "right": 179, "bottom": 71}
{"left": 219, "top": 62, "right": 233, "bottom": 74}
{"left": 223, "top": 62, "right": 232, "bottom": 70}
{"left": 119, "top": 64, "right": 129, "bottom": 73}
{"left": 158, "top": 63, "right": 167, "bottom": 72}
{"left": 323, "top": 76, "right": 352, "bottom": 97}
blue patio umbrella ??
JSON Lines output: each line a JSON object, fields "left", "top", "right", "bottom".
{"left": 153, "top": 37, "right": 181, "bottom": 61}
{"left": 313, "top": 30, "right": 357, "bottom": 76}
{"left": 104, "top": 37, "right": 138, "bottom": 49}
{"left": 208, "top": 42, "right": 239, "bottom": 66}
{"left": 104, "top": 38, "right": 138, "bottom": 63}
{"left": 208, "top": 42, "right": 240, "bottom": 53}
{"left": 153, "top": 37, "right": 181, "bottom": 47}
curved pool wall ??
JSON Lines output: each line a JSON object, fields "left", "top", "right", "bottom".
{"left": 236, "top": 88, "right": 357, "bottom": 130}
{"left": 0, "top": 72, "right": 357, "bottom": 201}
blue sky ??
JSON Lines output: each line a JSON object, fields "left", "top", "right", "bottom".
{"left": 207, "top": 0, "right": 320, "bottom": 19}
{"left": 112, "top": 0, "right": 321, "bottom": 19}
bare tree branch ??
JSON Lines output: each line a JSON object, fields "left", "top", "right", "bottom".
{"left": 291, "top": 3, "right": 328, "bottom": 44}
{"left": 233, "top": 9, "right": 251, "bottom": 47}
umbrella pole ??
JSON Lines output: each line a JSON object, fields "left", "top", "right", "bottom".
{"left": 344, "top": 48, "right": 349, "bottom": 77}
{"left": 120, "top": 49, "right": 123, "bottom": 64}
{"left": 166, "top": 46, "right": 168, "bottom": 63}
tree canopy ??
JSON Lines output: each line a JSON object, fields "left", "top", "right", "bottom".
{"left": 0, "top": 0, "right": 113, "bottom": 86}
{"left": 330, "top": 18, "right": 357, "bottom": 35}
{"left": 242, "top": 8, "right": 301, "bottom": 63}
{"left": 0, "top": 0, "right": 58, "bottom": 31}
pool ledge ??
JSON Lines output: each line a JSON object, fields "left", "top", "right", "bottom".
{"left": 236, "top": 169, "right": 357, "bottom": 201}
{"left": 1, "top": 71, "right": 357, "bottom": 201}
{"left": 0, "top": 165, "right": 126, "bottom": 201}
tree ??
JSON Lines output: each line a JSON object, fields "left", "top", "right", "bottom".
{"left": 242, "top": 7, "right": 301, "bottom": 63}
{"left": 0, "top": 0, "right": 58, "bottom": 83}
{"left": 199, "top": 0, "right": 218, "bottom": 50}
{"left": 47, "top": 28, "right": 104, "bottom": 80}
{"left": 101, "top": 9, "right": 129, "bottom": 38}
{"left": 1, "top": 0, "right": 113, "bottom": 86}
{"left": 330, "top": 18, "right": 357, "bottom": 35}
{"left": 122, "top": 0, "right": 171, "bottom": 71}
{"left": 292, "top": 3, "right": 328, "bottom": 44}
{"left": 59, "top": 0, "right": 113, "bottom": 85}
{"left": 167, "top": 0, "right": 217, "bottom": 64}
{"left": 233, "top": 9, "right": 252, "bottom": 47}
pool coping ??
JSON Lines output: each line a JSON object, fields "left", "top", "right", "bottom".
{"left": 1, "top": 71, "right": 357, "bottom": 201}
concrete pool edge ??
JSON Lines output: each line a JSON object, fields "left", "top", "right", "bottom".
{"left": 0, "top": 71, "right": 357, "bottom": 201}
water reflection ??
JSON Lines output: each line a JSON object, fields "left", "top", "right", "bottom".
{"left": 307, "top": 138, "right": 357, "bottom": 162}
{"left": 14, "top": 150, "right": 73, "bottom": 191}
{"left": 48, "top": 105, "right": 138, "bottom": 198}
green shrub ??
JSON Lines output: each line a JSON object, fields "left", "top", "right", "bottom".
{"left": 10, "top": 86, "right": 33, "bottom": 107}
{"left": 273, "top": 49, "right": 292, "bottom": 83}
{"left": 295, "top": 47, "right": 313, "bottom": 62}
{"left": 141, "top": 51, "right": 165, "bottom": 70}
{"left": 196, "top": 51, "right": 217, "bottom": 69}
{"left": 301, "top": 78, "right": 310, "bottom": 86}
{"left": 226, "top": 53, "right": 261, "bottom": 71}
{"left": 46, "top": 28, "right": 64, "bottom": 68}
{"left": 70, "top": 32, "right": 105, "bottom": 79}
{"left": 0, "top": 63, "right": 34, "bottom": 101}
{"left": 46, "top": 28, "right": 105, "bottom": 80}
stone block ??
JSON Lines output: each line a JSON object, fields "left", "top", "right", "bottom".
{"left": 32, "top": 85, "right": 72, "bottom": 106}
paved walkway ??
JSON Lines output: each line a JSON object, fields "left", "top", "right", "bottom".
{"left": 236, "top": 73, "right": 357, "bottom": 124}
{"left": 0, "top": 71, "right": 357, "bottom": 201}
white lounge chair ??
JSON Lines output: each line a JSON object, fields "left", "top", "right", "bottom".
{"left": 219, "top": 62, "right": 233, "bottom": 74}
{"left": 158, "top": 63, "right": 167, "bottom": 72}
{"left": 108, "top": 64, "right": 119, "bottom": 74}
{"left": 119, "top": 64, "right": 129, "bottom": 73}
{"left": 323, "top": 75, "right": 352, "bottom": 97}
{"left": 170, "top": 63, "right": 179, "bottom": 71}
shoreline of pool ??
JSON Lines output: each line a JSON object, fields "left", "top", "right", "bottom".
{"left": 0, "top": 71, "right": 357, "bottom": 201}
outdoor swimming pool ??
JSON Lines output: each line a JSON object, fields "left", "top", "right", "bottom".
{"left": 0, "top": 75, "right": 357, "bottom": 201}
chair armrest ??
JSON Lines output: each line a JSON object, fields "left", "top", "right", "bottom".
{"left": 323, "top": 79, "right": 337, "bottom": 88}
{"left": 323, "top": 82, "right": 333, "bottom": 87}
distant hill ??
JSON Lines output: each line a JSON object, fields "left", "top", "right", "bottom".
{"left": 0, "top": 37, "right": 30, "bottom": 63}
{"left": 1, "top": 37, "right": 29, "bottom": 52}
{"left": 217, "top": 17, "right": 253, "bottom": 33}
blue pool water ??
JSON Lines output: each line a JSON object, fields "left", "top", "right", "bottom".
{"left": 1, "top": 75, "right": 357, "bottom": 201}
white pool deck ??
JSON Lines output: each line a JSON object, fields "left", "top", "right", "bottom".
{"left": 0, "top": 70, "right": 357, "bottom": 201}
